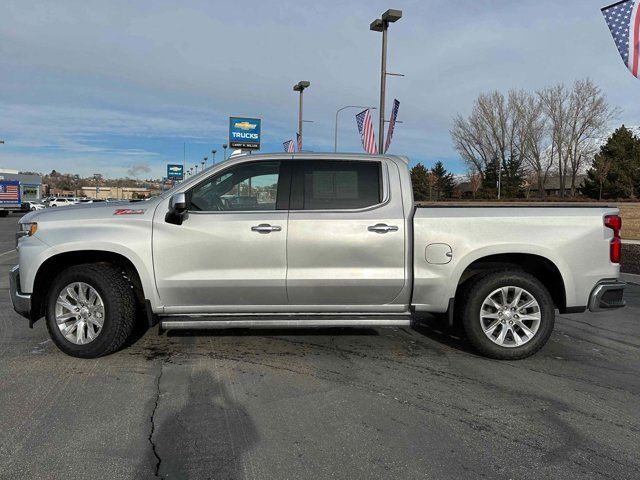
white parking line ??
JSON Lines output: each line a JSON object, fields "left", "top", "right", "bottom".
{"left": 0, "top": 249, "right": 17, "bottom": 257}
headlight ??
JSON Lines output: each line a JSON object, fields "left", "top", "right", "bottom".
{"left": 16, "top": 222, "right": 37, "bottom": 246}
{"left": 20, "top": 222, "right": 38, "bottom": 235}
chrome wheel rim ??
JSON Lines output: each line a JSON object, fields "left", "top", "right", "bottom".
{"left": 479, "top": 286, "right": 541, "bottom": 348}
{"left": 55, "top": 282, "right": 105, "bottom": 345}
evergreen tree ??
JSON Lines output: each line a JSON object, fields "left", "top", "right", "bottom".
{"left": 431, "top": 161, "right": 455, "bottom": 199}
{"left": 479, "top": 156, "right": 524, "bottom": 199}
{"left": 410, "top": 163, "right": 430, "bottom": 201}
{"left": 583, "top": 125, "right": 640, "bottom": 199}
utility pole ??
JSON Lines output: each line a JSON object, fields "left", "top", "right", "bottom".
{"left": 293, "top": 81, "right": 311, "bottom": 151}
{"left": 370, "top": 9, "right": 402, "bottom": 154}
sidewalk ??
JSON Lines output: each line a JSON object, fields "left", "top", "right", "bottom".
{"left": 622, "top": 239, "right": 640, "bottom": 245}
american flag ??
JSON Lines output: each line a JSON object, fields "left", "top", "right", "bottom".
{"left": 384, "top": 99, "right": 400, "bottom": 153}
{"left": 296, "top": 133, "right": 302, "bottom": 152}
{"left": 0, "top": 183, "right": 19, "bottom": 201}
{"left": 602, "top": 0, "right": 640, "bottom": 78}
{"left": 355, "top": 109, "right": 378, "bottom": 155}
{"left": 283, "top": 140, "right": 295, "bottom": 153}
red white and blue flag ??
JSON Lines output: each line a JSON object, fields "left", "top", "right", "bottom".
{"left": 602, "top": 0, "right": 640, "bottom": 78}
{"left": 0, "top": 182, "right": 20, "bottom": 203}
{"left": 283, "top": 140, "right": 295, "bottom": 153}
{"left": 384, "top": 99, "right": 400, "bottom": 153}
{"left": 355, "top": 109, "right": 378, "bottom": 154}
{"left": 296, "top": 133, "right": 302, "bottom": 152}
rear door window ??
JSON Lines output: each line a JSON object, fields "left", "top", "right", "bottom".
{"left": 291, "top": 160, "right": 382, "bottom": 210}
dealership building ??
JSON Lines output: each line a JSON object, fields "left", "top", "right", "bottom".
{"left": 0, "top": 168, "right": 42, "bottom": 201}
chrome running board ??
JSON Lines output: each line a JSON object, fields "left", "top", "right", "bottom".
{"left": 160, "top": 315, "right": 412, "bottom": 330}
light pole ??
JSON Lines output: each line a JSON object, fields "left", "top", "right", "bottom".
{"left": 211, "top": 149, "right": 216, "bottom": 164}
{"left": 223, "top": 144, "right": 228, "bottom": 160}
{"left": 334, "top": 106, "right": 377, "bottom": 152}
{"left": 293, "top": 81, "right": 311, "bottom": 151}
{"left": 202, "top": 157, "right": 207, "bottom": 171}
{"left": 370, "top": 9, "right": 402, "bottom": 154}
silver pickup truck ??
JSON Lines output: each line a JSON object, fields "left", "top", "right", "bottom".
{"left": 10, "top": 153, "right": 626, "bottom": 359}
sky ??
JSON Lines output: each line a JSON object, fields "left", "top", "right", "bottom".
{"left": 1, "top": 0, "right": 639, "bottom": 179}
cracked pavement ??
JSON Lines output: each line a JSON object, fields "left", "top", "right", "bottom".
{"left": 0, "top": 214, "right": 639, "bottom": 479}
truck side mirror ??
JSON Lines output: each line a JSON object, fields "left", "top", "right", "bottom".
{"left": 166, "top": 192, "right": 189, "bottom": 225}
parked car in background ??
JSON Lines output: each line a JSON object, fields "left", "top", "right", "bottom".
{"left": 11, "top": 153, "right": 626, "bottom": 359}
{"left": 24, "top": 201, "right": 45, "bottom": 211}
{"left": 77, "top": 198, "right": 106, "bottom": 204}
{"left": 47, "top": 197, "right": 77, "bottom": 207}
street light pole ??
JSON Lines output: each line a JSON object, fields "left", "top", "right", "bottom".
{"left": 211, "top": 149, "right": 216, "bottom": 164}
{"left": 334, "top": 106, "right": 377, "bottom": 152}
{"left": 293, "top": 81, "right": 310, "bottom": 151}
{"left": 202, "top": 157, "right": 207, "bottom": 171}
{"left": 223, "top": 144, "right": 228, "bottom": 160}
{"left": 370, "top": 9, "right": 402, "bottom": 154}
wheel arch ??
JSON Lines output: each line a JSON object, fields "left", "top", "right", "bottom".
{"left": 454, "top": 253, "right": 567, "bottom": 313}
{"left": 31, "top": 250, "right": 147, "bottom": 322}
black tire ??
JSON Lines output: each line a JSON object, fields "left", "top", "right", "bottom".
{"left": 45, "top": 263, "right": 136, "bottom": 358}
{"left": 458, "top": 270, "right": 555, "bottom": 360}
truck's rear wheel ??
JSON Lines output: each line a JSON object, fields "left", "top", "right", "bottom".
{"left": 458, "top": 270, "right": 555, "bottom": 360}
{"left": 45, "top": 264, "right": 136, "bottom": 358}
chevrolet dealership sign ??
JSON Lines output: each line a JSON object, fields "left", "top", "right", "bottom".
{"left": 166, "top": 164, "right": 184, "bottom": 180}
{"left": 229, "top": 117, "right": 261, "bottom": 150}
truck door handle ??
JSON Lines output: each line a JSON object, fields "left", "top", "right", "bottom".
{"left": 251, "top": 224, "right": 282, "bottom": 234}
{"left": 368, "top": 224, "right": 399, "bottom": 234}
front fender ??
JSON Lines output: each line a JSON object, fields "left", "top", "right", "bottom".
{"left": 20, "top": 218, "right": 161, "bottom": 311}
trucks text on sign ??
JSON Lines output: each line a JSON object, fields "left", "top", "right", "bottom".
{"left": 229, "top": 117, "right": 261, "bottom": 150}
{"left": 167, "top": 164, "right": 184, "bottom": 180}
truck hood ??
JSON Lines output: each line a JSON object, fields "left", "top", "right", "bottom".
{"left": 20, "top": 198, "right": 163, "bottom": 224}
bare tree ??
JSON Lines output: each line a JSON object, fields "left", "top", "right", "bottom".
{"left": 451, "top": 113, "right": 492, "bottom": 177}
{"left": 469, "top": 172, "right": 482, "bottom": 199}
{"left": 538, "top": 80, "right": 616, "bottom": 197}
{"left": 565, "top": 79, "right": 616, "bottom": 196}
{"left": 594, "top": 155, "right": 614, "bottom": 201}
{"left": 452, "top": 90, "right": 525, "bottom": 198}
{"left": 538, "top": 84, "right": 571, "bottom": 198}
{"left": 513, "top": 92, "right": 554, "bottom": 198}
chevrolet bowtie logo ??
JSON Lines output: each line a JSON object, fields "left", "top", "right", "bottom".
{"left": 168, "top": 166, "right": 182, "bottom": 172}
{"left": 235, "top": 121, "right": 257, "bottom": 131}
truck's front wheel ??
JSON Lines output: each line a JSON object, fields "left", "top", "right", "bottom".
{"left": 458, "top": 270, "right": 555, "bottom": 360}
{"left": 45, "top": 264, "right": 136, "bottom": 358}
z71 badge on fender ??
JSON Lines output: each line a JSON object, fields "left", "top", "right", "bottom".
{"left": 113, "top": 208, "right": 145, "bottom": 215}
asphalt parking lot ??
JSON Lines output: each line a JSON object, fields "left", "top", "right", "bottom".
{"left": 0, "top": 214, "right": 638, "bottom": 480}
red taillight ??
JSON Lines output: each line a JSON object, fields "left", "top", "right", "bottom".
{"left": 604, "top": 215, "right": 622, "bottom": 232}
{"left": 610, "top": 237, "right": 622, "bottom": 264}
{"left": 604, "top": 215, "right": 622, "bottom": 264}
